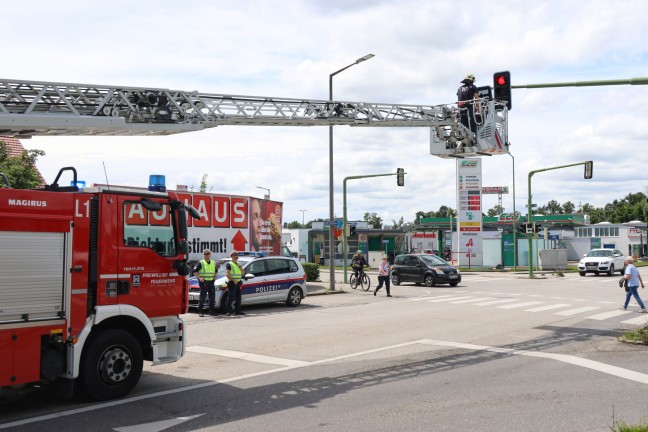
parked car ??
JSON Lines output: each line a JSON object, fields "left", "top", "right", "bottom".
{"left": 188, "top": 255, "right": 307, "bottom": 311}
{"left": 578, "top": 248, "right": 626, "bottom": 276}
{"left": 391, "top": 253, "right": 461, "bottom": 287}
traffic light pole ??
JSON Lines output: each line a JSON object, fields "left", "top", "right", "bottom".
{"left": 527, "top": 161, "right": 591, "bottom": 278}
{"left": 342, "top": 171, "right": 406, "bottom": 283}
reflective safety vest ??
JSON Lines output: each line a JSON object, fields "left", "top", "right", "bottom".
{"left": 228, "top": 261, "right": 242, "bottom": 283}
{"left": 198, "top": 259, "right": 216, "bottom": 281}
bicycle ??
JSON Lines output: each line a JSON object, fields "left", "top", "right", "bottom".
{"left": 349, "top": 267, "right": 371, "bottom": 291}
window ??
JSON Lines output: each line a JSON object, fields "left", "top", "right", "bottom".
{"left": 123, "top": 201, "right": 176, "bottom": 257}
{"left": 247, "top": 260, "right": 267, "bottom": 277}
{"left": 266, "top": 259, "right": 296, "bottom": 275}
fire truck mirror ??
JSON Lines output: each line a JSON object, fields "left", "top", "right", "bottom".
{"left": 174, "top": 261, "right": 190, "bottom": 276}
{"left": 178, "top": 208, "right": 188, "bottom": 238}
{"left": 140, "top": 198, "right": 163, "bottom": 212}
{"left": 178, "top": 240, "right": 188, "bottom": 255}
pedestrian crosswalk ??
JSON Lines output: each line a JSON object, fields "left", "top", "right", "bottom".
{"left": 408, "top": 292, "right": 648, "bottom": 326}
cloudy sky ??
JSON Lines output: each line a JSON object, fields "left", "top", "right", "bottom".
{"left": 4, "top": 0, "right": 648, "bottom": 225}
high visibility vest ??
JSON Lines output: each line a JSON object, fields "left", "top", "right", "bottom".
{"left": 198, "top": 259, "right": 216, "bottom": 281}
{"left": 228, "top": 261, "right": 242, "bottom": 282}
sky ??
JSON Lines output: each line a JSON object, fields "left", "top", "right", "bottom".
{"left": 4, "top": 0, "right": 648, "bottom": 226}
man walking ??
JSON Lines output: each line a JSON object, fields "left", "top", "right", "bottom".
{"left": 622, "top": 256, "right": 646, "bottom": 313}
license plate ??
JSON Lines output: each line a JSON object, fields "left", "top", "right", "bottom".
{"left": 449, "top": 275, "right": 458, "bottom": 279}
{"left": 189, "top": 294, "right": 198, "bottom": 301}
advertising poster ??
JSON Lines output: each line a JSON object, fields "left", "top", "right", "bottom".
{"left": 249, "top": 198, "right": 283, "bottom": 255}
{"left": 456, "top": 158, "right": 483, "bottom": 266}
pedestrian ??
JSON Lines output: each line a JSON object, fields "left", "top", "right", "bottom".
{"left": 622, "top": 256, "right": 647, "bottom": 313}
{"left": 193, "top": 249, "right": 217, "bottom": 317}
{"left": 226, "top": 250, "right": 245, "bottom": 316}
{"left": 457, "top": 73, "right": 479, "bottom": 133}
{"left": 374, "top": 256, "right": 392, "bottom": 297}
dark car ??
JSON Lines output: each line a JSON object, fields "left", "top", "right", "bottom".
{"left": 391, "top": 253, "right": 461, "bottom": 287}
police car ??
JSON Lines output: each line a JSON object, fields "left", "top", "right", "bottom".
{"left": 188, "top": 254, "right": 307, "bottom": 312}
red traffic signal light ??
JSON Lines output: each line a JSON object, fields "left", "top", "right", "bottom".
{"left": 493, "top": 71, "right": 512, "bottom": 110}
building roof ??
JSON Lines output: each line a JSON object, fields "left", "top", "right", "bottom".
{"left": 1, "top": 135, "right": 25, "bottom": 158}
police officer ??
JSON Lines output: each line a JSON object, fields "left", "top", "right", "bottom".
{"left": 193, "top": 249, "right": 217, "bottom": 317}
{"left": 226, "top": 250, "right": 245, "bottom": 316}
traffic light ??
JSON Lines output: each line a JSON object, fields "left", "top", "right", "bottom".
{"left": 534, "top": 224, "right": 541, "bottom": 234}
{"left": 584, "top": 161, "right": 593, "bottom": 179}
{"left": 493, "top": 71, "right": 512, "bottom": 110}
{"left": 397, "top": 168, "right": 405, "bottom": 187}
{"left": 350, "top": 224, "right": 357, "bottom": 236}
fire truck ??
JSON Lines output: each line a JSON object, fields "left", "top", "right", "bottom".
{"left": 0, "top": 167, "right": 199, "bottom": 400}
{"left": 0, "top": 77, "right": 510, "bottom": 400}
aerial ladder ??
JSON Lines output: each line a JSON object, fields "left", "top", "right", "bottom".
{"left": 0, "top": 78, "right": 509, "bottom": 158}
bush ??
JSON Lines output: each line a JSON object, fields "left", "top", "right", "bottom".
{"left": 302, "top": 263, "right": 320, "bottom": 282}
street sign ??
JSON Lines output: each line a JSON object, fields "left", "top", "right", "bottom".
{"left": 482, "top": 186, "right": 509, "bottom": 194}
{"left": 335, "top": 218, "right": 343, "bottom": 229}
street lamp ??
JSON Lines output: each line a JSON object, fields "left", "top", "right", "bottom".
{"left": 509, "top": 152, "right": 517, "bottom": 270}
{"left": 328, "top": 53, "right": 375, "bottom": 291}
{"left": 299, "top": 209, "right": 307, "bottom": 227}
{"left": 256, "top": 186, "right": 270, "bottom": 199}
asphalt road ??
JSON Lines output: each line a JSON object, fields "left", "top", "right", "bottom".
{"left": 2, "top": 272, "right": 648, "bottom": 431}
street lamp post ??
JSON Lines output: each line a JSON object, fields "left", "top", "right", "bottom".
{"left": 256, "top": 186, "right": 270, "bottom": 199}
{"left": 299, "top": 209, "right": 307, "bottom": 227}
{"left": 509, "top": 153, "right": 517, "bottom": 270}
{"left": 328, "top": 53, "right": 375, "bottom": 291}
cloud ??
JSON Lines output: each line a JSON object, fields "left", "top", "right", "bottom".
{"left": 4, "top": 0, "right": 648, "bottom": 225}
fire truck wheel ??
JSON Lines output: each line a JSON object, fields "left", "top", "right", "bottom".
{"left": 79, "top": 329, "right": 143, "bottom": 401}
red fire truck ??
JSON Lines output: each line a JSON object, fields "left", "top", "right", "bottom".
{"left": 0, "top": 168, "right": 198, "bottom": 400}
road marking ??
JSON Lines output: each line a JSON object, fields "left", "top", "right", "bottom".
{"left": 620, "top": 315, "right": 648, "bottom": 326}
{"left": 426, "top": 296, "right": 472, "bottom": 303}
{"left": 497, "top": 301, "right": 545, "bottom": 310}
{"left": 113, "top": 414, "right": 204, "bottom": 432}
{"left": 472, "top": 298, "right": 518, "bottom": 306}
{"left": 448, "top": 297, "right": 496, "bottom": 304}
{"left": 586, "top": 310, "right": 633, "bottom": 321}
{"left": 187, "top": 346, "right": 309, "bottom": 367}
{"left": 5, "top": 338, "right": 648, "bottom": 430}
{"left": 419, "top": 340, "right": 648, "bottom": 385}
{"left": 410, "top": 295, "right": 454, "bottom": 301}
{"left": 525, "top": 304, "right": 571, "bottom": 312}
{"left": 554, "top": 306, "right": 600, "bottom": 316}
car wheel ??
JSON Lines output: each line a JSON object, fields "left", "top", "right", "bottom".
{"left": 607, "top": 265, "right": 614, "bottom": 276}
{"left": 391, "top": 273, "right": 400, "bottom": 286}
{"left": 286, "top": 287, "right": 303, "bottom": 307}
{"left": 621, "top": 266, "right": 626, "bottom": 275}
{"left": 78, "top": 329, "right": 143, "bottom": 401}
{"left": 449, "top": 282, "right": 459, "bottom": 287}
{"left": 424, "top": 274, "right": 436, "bottom": 287}
{"left": 579, "top": 271, "right": 586, "bottom": 276}
{"left": 594, "top": 271, "right": 599, "bottom": 276}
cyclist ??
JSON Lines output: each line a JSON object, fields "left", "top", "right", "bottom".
{"left": 351, "top": 252, "right": 368, "bottom": 286}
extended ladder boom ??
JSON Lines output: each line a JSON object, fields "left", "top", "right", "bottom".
{"left": 0, "top": 78, "right": 509, "bottom": 158}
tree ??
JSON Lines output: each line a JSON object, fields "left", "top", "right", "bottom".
{"left": 546, "top": 200, "right": 563, "bottom": 215}
{"left": 563, "top": 201, "right": 575, "bottom": 214}
{"left": 286, "top": 220, "right": 302, "bottom": 229}
{"left": 199, "top": 173, "right": 208, "bottom": 193}
{"left": 391, "top": 216, "right": 405, "bottom": 229}
{"left": 363, "top": 212, "right": 383, "bottom": 229}
{"left": 486, "top": 204, "right": 504, "bottom": 217}
{"left": 0, "top": 141, "right": 45, "bottom": 189}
